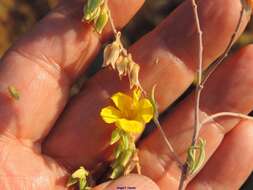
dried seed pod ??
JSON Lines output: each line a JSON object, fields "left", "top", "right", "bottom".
{"left": 103, "top": 33, "right": 122, "bottom": 69}
{"left": 128, "top": 63, "right": 141, "bottom": 89}
{"left": 116, "top": 55, "right": 129, "bottom": 78}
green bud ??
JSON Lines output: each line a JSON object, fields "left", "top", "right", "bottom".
{"left": 67, "top": 166, "right": 90, "bottom": 189}
{"left": 110, "top": 129, "right": 121, "bottom": 145}
{"left": 8, "top": 86, "right": 20, "bottom": 100}
{"left": 95, "top": 5, "right": 109, "bottom": 34}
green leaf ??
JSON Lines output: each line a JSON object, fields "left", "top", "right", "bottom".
{"left": 121, "top": 134, "right": 129, "bottom": 150}
{"left": 110, "top": 129, "right": 121, "bottom": 145}
{"left": 83, "top": 0, "right": 104, "bottom": 21}
{"left": 120, "top": 149, "right": 134, "bottom": 167}
{"left": 114, "top": 143, "right": 123, "bottom": 159}
{"left": 8, "top": 86, "right": 20, "bottom": 100}
{"left": 79, "top": 178, "right": 87, "bottom": 190}
{"left": 110, "top": 165, "right": 125, "bottom": 179}
{"left": 187, "top": 138, "right": 206, "bottom": 175}
{"left": 95, "top": 5, "right": 109, "bottom": 34}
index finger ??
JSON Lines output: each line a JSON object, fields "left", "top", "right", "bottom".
{"left": 0, "top": 0, "right": 145, "bottom": 142}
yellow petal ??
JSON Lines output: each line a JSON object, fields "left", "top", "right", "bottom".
{"left": 111, "top": 92, "right": 132, "bottom": 112}
{"left": 138, "top": 98, "right": 154, "bottom": 123}
{"left": 115, "top": 119, "right": 144, "bottom": 134}
{"left": 133, "top": 88, "right": 142, "bottom": 103}
{"left": 100, "top": 106, "right": 121, "bottom": 124}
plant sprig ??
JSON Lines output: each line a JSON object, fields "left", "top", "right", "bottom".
{"left": 82, "top": 0, "right": 109, "bottom": 34}
{"left": 67, "top": 167, "right": 91, "bottom": 190}
{"left": 109, "top": 129, "right": 138, "bottom": 179}
{"left": 178, "top": 1, "right": 251, "bottom": 189}
{"left": 69, "top": 1, "right": 253, "bottom": 190}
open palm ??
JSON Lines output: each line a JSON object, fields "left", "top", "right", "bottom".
{"left": 0, "top": 0, "right": 253, "bottom": 189}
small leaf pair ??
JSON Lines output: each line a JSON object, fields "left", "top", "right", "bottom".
{"left": 187, "top": 138, "right": 206, "bottom": 175}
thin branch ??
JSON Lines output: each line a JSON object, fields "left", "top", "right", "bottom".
{"left": 105, "top": 0, "right": 117, "bottom": 36}
{"left": 201, "top": 112, "right": 253, "bottom": 126}
{"left": 153, "top": 118, "right": 184, "bottom": 168}
{"left": 178, "top": 0, "right": 203, "bottom": 189}
{"left": 201, "top": 6, "right": 245, "bottom": 86}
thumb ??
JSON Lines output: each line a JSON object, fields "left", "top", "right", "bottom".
{"left": 93, "top": 174, "right": 160, "bottom": 190}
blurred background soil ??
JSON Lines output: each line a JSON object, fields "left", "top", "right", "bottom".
{"left": 0, "top": 0, "right": 252, "bottom": 189}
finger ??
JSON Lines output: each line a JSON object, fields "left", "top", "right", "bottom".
{"left": 187, "top": 120, "right": 253, "bottom": 190}
{"left": 93, "top": 174, "right": 160, "bottom": 190}
{"left": 138, "top": 45, "right": 253, "bottom": 189}
{"left": 0, "top": 0, "right": 144, "bottom": 142}
{"left": 42, "top": 0, "right": 249, "bottom": 170}
{"left": 0, "top": 139, "right": 68, "bottom": 189}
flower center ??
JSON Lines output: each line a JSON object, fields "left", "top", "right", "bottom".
{"left": 122, "top": 103, "right": 139, "bottom": 120}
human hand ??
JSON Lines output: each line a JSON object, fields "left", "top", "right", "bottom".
{"left": 0, "top": 0, "right": 253, "bottom": 189}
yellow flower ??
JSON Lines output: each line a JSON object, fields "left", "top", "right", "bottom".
{"left": 100, "top": 89, "right": 154, "bottom": 134}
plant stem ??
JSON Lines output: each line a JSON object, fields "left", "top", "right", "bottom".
{"left": 153, "top": 118, "right": 183, "bottom": 168}
{"left": 105, "top": 0, "right": 117, "bottom": 36}
{"left": 178, "top": 2, "right": 246, "bottom": 189}
{"left": 201, "top": 112, "right": 253, "bottom": 126}
{"left": 178, "top": 0, "right": 203, "bottom": 189}
{"left": 201, "top": 5, "right": 245, "bottom": 86}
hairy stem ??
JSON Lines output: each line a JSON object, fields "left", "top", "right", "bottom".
{"left": 105, "top": 0, "right": 117, "bottom": 36}
{"left": 201, "top": 112, "right": 253, "bottom": 126}
{"left": 178, "top": 0, "right": 203, "bottom": 189}
{"left": 201, "top": 5, "right": 245, "bottom": 86}
{"left": 178, "top": 2, "right": 246, "bottom": 189}
{"left": 153, "top": 118, "right": 183, "bottom": 168}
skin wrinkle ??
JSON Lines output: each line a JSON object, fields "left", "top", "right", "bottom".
{"left": 8, "top": 49, "right": 70, "bottom": 87}
{"left": 187, "top": 121, "right": 253, "bottom": 190}
{"left": 0, "top": 0, "right": 252, "bottom": 189}
{"left": 0, "top": 51, "right": 70, "bottom": 142}
{"left": 0, "top": 140, "right": 67, "bottom": 189}
{"left": 0, "top": 143, "right": 8, "bottom": 172}
{"left": 42, "top": 0, "right": 250, "bottom": 173}
{"left": 187, "top": 181, "right": 214, "bottom": 190}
